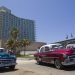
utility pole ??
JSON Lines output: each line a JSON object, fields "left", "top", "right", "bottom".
{"left": 71, "top": 33, "right": 73, "bottom": 38}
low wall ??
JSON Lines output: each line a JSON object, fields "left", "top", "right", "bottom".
{"left": 20, "top": 51, "right": 36, "bottom": 55}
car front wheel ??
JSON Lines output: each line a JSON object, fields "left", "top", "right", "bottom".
{"left": 9, "top": 65, "right": 15, "bottom": 70}
{"left": 54, "top": 59, "right": 63, "bottom": 69}
{"left": 37, "top": 57, "right": 42, "bottom": 65}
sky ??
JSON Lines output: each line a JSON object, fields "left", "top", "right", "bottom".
{"left": 0, "top": 0, "right": 75, "bottom": 44}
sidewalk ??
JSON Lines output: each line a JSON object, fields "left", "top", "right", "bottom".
{"left": 17, "top": 58, "right": 35, "bottom": 64}
{"left": 17, "top": 57, "right": 33, "bottom": 60}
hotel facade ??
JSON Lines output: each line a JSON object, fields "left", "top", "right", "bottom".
{"left": 0, "top": 6, "right": 35, "bottom": 47}
{"left": 0, "top": 6, "right": 35, "bottom": 41}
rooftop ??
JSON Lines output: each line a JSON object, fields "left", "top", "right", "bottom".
{"left": 0, "top": 6, "right": 11, "bottom": 13}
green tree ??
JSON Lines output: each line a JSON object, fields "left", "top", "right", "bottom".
{"left": 62, "top": 41, "right": 68, "bottom": 47}
{"left": 6, "top": 26, "right": 31, "bottom": 55}
{"left": 6, "top": 39, "right": 20, "bottom": 54}
{"left": 10, "top": 27, "right": 19, "bottom": 40}
{"left": 6, "top": 27, "right": 19, "bottom": 54}
{"left": 21, "top": 39, "right": 30, "bottom": 55}
{"left": 6, "top": 39, "right": 14, "bottom": 50}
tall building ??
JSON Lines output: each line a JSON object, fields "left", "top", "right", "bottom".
{"left": 0, "top": 6, "right": 35, "bottom": 43}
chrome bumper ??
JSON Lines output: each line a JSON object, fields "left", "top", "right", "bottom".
{"left": 0, "top": 63, "right": 16, "bottom": 67}
{"left": 62, "top": 58, "right": 75, "bottom": 66}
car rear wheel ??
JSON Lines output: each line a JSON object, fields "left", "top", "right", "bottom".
{"left": 54, "top": 59, "right": 63, "bottom": 69}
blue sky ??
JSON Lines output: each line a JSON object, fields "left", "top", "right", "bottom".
{"left": 0, "top": 0, "right": 75, "bottom": 43}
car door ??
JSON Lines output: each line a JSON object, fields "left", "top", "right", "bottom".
{"left": 39, "top": 47, "right": 45, "bottom": 62}
{"left": 44, "top": 46, "right": 54, "bottom": 62}
{"left": 40, "top": 46, "right": 51, "bottom": 62}
{"left": 44, "top": 46, "right": 58, "bottom": 63}
{"left": 45, "top": 45, "right": 60, "bottom": 63}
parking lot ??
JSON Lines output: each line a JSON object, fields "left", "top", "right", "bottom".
{"left": 0, "top": 59, "right": 75, "bottom": 75}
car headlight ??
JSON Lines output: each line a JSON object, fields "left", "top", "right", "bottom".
{"left": 63, "top": 54, "right": 67, "bottom": 58}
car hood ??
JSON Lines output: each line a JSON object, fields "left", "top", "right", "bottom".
{"left": 0, "top": 52, "right": 16, "bottom": 59}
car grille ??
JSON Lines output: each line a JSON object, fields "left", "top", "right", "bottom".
{"left": 68, "top": 54, "right": 75, "bottom": 60}
{"left": 0, "top": 59, "right": 15, "bottom": 64}
{"left": 69, "top": 56, "right": 75, "bottom": 59}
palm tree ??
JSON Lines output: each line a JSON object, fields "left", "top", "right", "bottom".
{"left": 62, "top": 41, "right": 68, "bottom": 47}
{"left": 21, "top": 39, "right": 30, "bottom": 55}
{"left": 10, "top": 27, "right": 19, "bottom": 40}
{"left": 6, "top": 27, "right": 19, "bottom": 54}
{"left": 6, "top": 26, "right": 30, "bottom": 55}
{"left": 6, "top": 39, "right": 14, "bottom": 50}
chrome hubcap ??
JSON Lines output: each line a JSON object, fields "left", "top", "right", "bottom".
{"left": 55, "top": 60, "right": 61, "bottom": 69}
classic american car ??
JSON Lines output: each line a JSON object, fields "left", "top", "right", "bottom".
{"left": 66, "top": 44, "right": 75, "bottom": 49}
{"left": 34, "top": 43, "right": 75, "bottom": 69}
{"left": 0, "top": 48, "right": 16, "bottom": 69}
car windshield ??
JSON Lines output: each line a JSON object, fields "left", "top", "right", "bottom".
{"left": 52, "top": 45, "right": 64, "bottom": 50}
{"left": 0, "top": 49, "right": 5, "bottom": 52}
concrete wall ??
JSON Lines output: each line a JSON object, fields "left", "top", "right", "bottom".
{"left": 20, "top": 42, "right": 46, "bottom": 55}
{"left": 25, "top": 42, "right": 46, "bottom": 51}
{"left": 20, "top": 51, "right": 36, "bottom": 55}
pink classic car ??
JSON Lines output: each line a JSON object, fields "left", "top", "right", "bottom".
{"left": 34, "top": 43, "right": 75, "bottom": 69}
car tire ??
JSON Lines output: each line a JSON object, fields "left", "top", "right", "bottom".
{"left": 54, "top": 59, "right": 63, "bottom": 69}
{"left": 37, "top": 57, "right": 42, "bottom": 65}
{"left": 9, "top": 65, "right": 15, "bottom": 70}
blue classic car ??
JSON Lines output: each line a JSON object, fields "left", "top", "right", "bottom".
{"left": 0, "top": 48, "right": 16, "bottom": 69}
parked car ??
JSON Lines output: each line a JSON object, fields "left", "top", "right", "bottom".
{"left": 0, "top": 48, "right": 16, "bottom": 69}
{"left": 66, "top": 44, "right": 75, "bottom": 49}
{"left": 34, "top": 43, "right": 75, "bottom": 69}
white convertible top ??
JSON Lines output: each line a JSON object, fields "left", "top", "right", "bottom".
{"left": 43, "top": 43, "right": 61, "bottom": 46}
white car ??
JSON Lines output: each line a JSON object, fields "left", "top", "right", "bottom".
{"left": 66, "top": 44, "right": 75, "bottom": 49}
